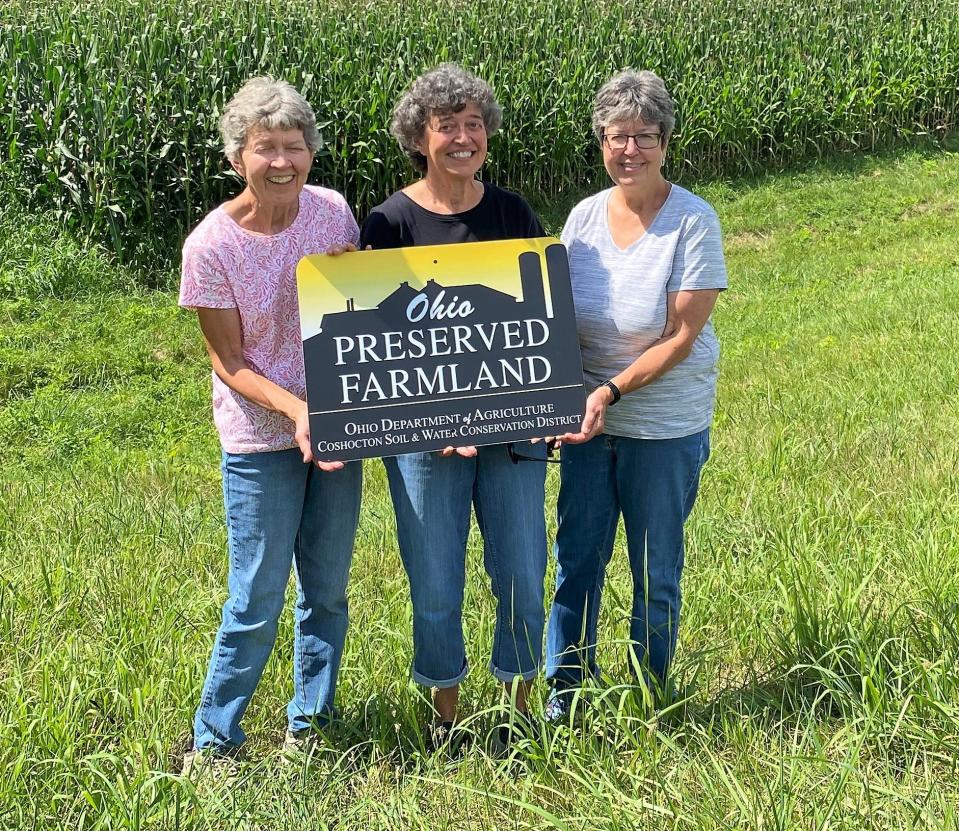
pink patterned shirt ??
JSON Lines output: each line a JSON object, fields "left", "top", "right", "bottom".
{"left": 179, "top": 185, "right": 359, "bottom": 453}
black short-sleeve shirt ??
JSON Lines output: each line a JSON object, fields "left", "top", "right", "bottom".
{"left": 360, "top": 182, "right": 545, "bottom": 250}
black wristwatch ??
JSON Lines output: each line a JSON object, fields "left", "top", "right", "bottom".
{"left": 599, "top": 380, "right": 621, "bottom": 406}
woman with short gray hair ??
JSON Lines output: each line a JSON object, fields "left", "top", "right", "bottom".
{"left": 361, "top": 62, "right": 547, "bottom": 754}
{"left": 545, "top": 69, "right": 727, "bottom": 718}
{"left": 179, "top": 76, "right": 362, "bottom": 771}
{"left": 590, "top": 69, "right": 676, "bottom": 142}
{"left": 218, "top": 76, "right": 323, "bottom": 160}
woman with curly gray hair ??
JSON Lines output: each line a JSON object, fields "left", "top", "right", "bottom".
{"left": 545, "top": 69, "right": 727, "bottom": 720}
{"left": 178, "top": 76, "right": 362, "bottom": 772}
{"left": 361, "top": 63, "right": 547, "bottom": 753}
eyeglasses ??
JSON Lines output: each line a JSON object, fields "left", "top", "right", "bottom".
{"left": 506, "top": 441, "right": 561, "bottom": 464}
{"left": 602, "top": 132, "right": 662, "bottom": 151}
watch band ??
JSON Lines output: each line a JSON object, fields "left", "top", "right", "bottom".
{"left": 600, "top": 380, "right": 621, "bottom": 405}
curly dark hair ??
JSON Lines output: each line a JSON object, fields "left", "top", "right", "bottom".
{"left": 390, "top": 63, "right": 502, "bottom": 172}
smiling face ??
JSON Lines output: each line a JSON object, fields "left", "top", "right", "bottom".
{"left": 600, "top": 119, "right": 666, "bottom": 191}
{"left": 416, "top": 103, "right": 488, "bottom": 180}
{"left": 231, "top": 126, "right": 312, "bottom": 208}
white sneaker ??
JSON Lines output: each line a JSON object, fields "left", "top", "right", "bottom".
{"left": 180, "top": 747, "right": 241, "bottom": 780}
{"left": 281, "top": 728, "right": 324, "bottom": 763}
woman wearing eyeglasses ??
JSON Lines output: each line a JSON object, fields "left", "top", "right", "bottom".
{"left": 544, "top": 70, "right": 728, "bottom": 719}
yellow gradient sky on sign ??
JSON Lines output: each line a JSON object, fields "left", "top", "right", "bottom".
{"left": 296, "top": 237, "right": 560, "bottom": 339}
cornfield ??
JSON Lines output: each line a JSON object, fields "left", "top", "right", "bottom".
{"left": 2, "top": 0, "right": 957, "bottom": 267}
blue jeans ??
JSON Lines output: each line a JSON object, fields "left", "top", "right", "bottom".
{"left": 384, "top": 443, "right": 547, "bottom": 687}
{"left": 546, "top": 430, "right": 710, "bottom": 686}
{"left": 193, "top": 448, "right": 362, "bottom": 750}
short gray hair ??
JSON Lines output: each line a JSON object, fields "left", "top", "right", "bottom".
{"left": 390, "top": 63, "right": 503, "bottom": 172}
{"left": 592, "top": 70, "right": 676, "bottom": 143}
{"left": 219, "top": 76, "right": 322, "bottom": 161}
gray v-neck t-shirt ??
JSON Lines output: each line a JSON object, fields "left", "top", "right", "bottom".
{"left": 561, "top": 184, "right": 728, "bottom": 440}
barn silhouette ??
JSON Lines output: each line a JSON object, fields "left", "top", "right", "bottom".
{"left": 308, "top": 248, "right": 561, "bottom": 347}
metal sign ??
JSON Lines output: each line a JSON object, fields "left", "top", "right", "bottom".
{"left": 296, "top": 238, "right": 585, "bottom": 461}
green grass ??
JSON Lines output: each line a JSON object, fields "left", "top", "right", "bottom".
{"left": 2, "top": 147, "right": 959, "bottom": 828}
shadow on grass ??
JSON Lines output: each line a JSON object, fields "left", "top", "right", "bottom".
{"left": 687, "top": 134, "right": 958, "bottom": 193}
{"left": 531, "top": 134, "right": 959, "bottom": 232}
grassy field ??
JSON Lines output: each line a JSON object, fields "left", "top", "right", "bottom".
{"left": 2, "top": 147, "right": 959, "bottom": 828}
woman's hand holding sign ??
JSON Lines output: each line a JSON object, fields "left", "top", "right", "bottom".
{"left": 292, "top": 399, "right": 345, "bottom": 470}
{"left": 439, "top": 445, "right": 478, "bottom": 458}
{"left": 558, "top": 385, "right": 611, "bottom": 444}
